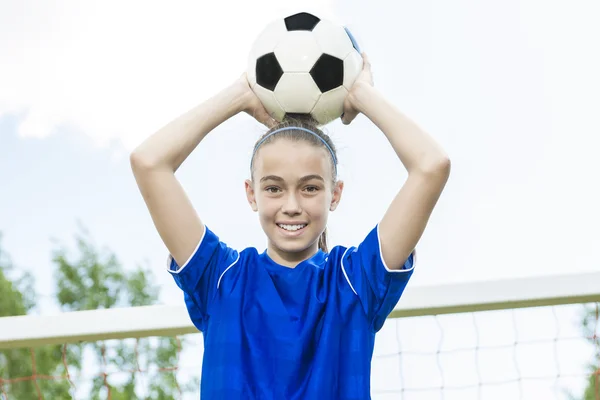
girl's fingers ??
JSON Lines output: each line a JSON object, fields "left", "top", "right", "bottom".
{"left": 361, "top": 52, "right": 371, "bottom": 70}
{"left": 265, "top": 116, "right": 278, "bottom": 128}
{"left": 341, "top": 109, "right": 358, "bottom": 125}
{"left": 257, "top": 108, "right": 277, "bottom": 128}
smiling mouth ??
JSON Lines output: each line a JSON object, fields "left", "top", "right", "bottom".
{"left": 277, "top": 223, "right": 308, "bottom": 232}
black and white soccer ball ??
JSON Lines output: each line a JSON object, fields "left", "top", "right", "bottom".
{"left": 247, "top": 12, "right": 363, "bottom": 126}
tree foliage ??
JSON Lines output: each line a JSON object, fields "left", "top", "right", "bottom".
{"left": 0, "top": 234, "right": 72, "bottom": 399}
{"left": 0, "top": 229, "right": 196, "bottom": 399}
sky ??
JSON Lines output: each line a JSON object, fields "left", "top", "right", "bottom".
{"left": 1, "top": 0, "right": 599, "bottom": 398}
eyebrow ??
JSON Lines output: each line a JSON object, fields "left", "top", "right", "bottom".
{"left": 260, "top": 174, "right": 325, "bottom": 184}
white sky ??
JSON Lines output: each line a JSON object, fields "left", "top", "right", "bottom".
{"left": 1, "top": 0, "right": 599, "bottom": 398}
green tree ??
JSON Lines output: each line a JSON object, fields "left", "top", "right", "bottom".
{"left": 0, "top": 227, "right": 196, "bottom": 399}
{"left": 51, "top": 225, "right": 196, "bottom": 399}
{"left": 0, "top": 234, "right": 72, "bottom": 399}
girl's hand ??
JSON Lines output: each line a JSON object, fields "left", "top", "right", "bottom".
{"left": 236, "top": 73, "right": 278, "bottom": 128}
{"left": 341, "top": 52, "right": 373, "bottom": 125}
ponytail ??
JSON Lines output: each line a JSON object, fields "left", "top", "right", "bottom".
{"left": 318, "top": 228, "right": 328, "bottom": 253}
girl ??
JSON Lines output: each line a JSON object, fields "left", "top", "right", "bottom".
{"left": 131, "top": 53, "right": 450, "bottom": 399}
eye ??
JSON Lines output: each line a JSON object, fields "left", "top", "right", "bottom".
{"left": 265, "top": 186, "right": 281, "bottom": 194}
{"left": 304, "top": 186, "right": 320, "bottom": 193}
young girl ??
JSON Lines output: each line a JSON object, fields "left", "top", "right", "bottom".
{"left": 131, "top": 53, "right": 450, "bottom": 399}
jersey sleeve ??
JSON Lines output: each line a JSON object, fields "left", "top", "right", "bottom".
{"left": 340, "top": 224, "right": 416, "bottom": 332}
{"left": 167, "top": 225, "right": 239, "bottom": 332}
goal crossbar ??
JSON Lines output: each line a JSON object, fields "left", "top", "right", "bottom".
{"left": 1, "top": 271, "right": 599, "bottom": 349}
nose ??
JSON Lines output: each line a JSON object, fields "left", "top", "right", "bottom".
{"left": 281, "top": 192, "right": 302, "bottom": 216}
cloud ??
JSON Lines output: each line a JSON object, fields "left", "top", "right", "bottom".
{"left": 0, "top": 0, "right": 336, "bottom": 151}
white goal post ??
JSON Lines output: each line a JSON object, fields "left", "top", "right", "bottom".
{"left": 1, "top": 271, "right": 599, "bottom": 349}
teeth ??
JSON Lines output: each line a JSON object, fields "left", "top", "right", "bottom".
{"left": 278, "top": 224, "right": 306, "bottom": 231}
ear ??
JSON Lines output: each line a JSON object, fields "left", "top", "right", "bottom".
{"left": 330, "top": 180, "right": 344, "bottom": 211}
{"left": 245, "top": 179, "right": 258, "bottom": 212}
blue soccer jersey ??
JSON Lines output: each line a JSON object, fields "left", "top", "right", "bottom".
{"left": 168, "top": 225, "right": 415, "bottom": 399}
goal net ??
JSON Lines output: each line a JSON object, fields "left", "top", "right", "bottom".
{"left": 1, "top": 272, "right": 598, "bottom": 400}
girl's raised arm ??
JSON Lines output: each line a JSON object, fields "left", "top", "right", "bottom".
{"left": 342, "top": 54, "right": 451, "bottom": 270}
{"left": 130, "top": 75, "right": 275, "bottom": 266}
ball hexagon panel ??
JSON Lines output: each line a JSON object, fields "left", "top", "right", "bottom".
{"left": 343, "top": 51, "right": 363, "bottom": 90}
{"left": 310, "top": 54, "right": 344, "bottom": 93}
{"left": 274, "top": 73, "right": 321, "bottom": 114}
{"left": 255, "top": 53, "right": 283, "bottom": 91}
{"left": 253, "top": 84, "right": 286, "bottom": 121}
{"left": 312, "top": 19, "right": 354, "bottom": 60}
{"left": 311, "top": 86, "right": 348, "bottom": 125}
{"left": 250, "top": 19, "right": 288, "bottom": 58}
{"left": 284, "top": 12, "right": 320, "bottom": 31}
{"left": 274, "top": 32, "right": 321, "bottom": 73}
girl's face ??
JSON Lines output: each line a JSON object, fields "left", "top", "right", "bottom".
{"left": 245, "top": 139, "right": 343, "bottom": 266}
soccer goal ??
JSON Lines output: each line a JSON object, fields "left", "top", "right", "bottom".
{"left": 1, "top": 271, "right": 599, "bottom": 400}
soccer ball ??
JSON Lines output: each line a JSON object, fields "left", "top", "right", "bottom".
{"left": 247, "top": 12, "right": 363, "bottom": 126}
